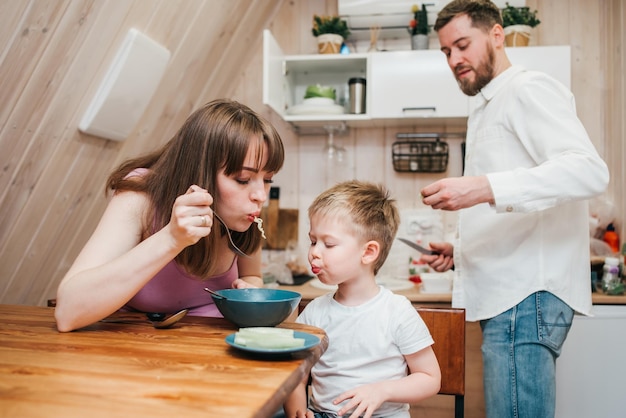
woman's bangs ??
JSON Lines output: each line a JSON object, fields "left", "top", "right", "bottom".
{"left": 221, "top": 132, "right": 249, "bottom": 175}
{"left": 262, "top": 132, "right": 284, "bottom": 173}
{"left": 218, "top": 109, "right": 284, "bottom": 175}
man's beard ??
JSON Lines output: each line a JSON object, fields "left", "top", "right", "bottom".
{"left": 455, "top": 43, "right": 495, "bottom": 96}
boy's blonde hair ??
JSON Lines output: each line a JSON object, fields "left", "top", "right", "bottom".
{"left": 308, "top": 180, "right": 400, "bottom": 274}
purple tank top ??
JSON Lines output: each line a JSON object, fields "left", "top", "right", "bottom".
{"left": 123, "top": 258, "right": 238, "bottom": 317}
{"left": 121, "top": 167, "right": 238, "bottom": 317}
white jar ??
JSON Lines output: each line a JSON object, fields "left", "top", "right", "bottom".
{"left": 602, "top": 256, "right": 621, "bottom": 293}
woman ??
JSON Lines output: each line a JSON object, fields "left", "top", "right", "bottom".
{"left": 55, "top": 99, "right": 284, "bottom": 332}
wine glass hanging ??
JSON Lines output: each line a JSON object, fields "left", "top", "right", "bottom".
{"left": 322, "top": 125, "right": 349, "bottom": 188}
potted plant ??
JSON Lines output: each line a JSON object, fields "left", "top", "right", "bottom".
{"left": 501, "top": 2, "right": 540, "bottom": 47}
{"left": 408, "top": 4, "right": 430, "bottom": 50}
{"left": 312, "top": 15, "right": 350, "bottom": 54}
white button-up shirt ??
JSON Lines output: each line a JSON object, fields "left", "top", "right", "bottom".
{"left": 454, "top": 65, "right": 609, "bottom": 321}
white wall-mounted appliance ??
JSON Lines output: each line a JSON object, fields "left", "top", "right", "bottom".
{"left": 78, "top": 28, "right": 170, "bottom": 142}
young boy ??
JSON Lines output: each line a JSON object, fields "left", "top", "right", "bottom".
{"left": 284, "top": 180, "right": 441, "bottom": 418}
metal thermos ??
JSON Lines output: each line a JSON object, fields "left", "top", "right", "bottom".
{"left": 349, "top": 77, "right": 366, "bottom": 114}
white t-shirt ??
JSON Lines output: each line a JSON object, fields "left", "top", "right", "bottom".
{"left": 297, "top": 286, "right": 434, "bottom": 418}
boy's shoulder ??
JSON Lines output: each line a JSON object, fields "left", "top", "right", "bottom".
{"left": 299, "top": 291, "right": 334, "bottom": 312}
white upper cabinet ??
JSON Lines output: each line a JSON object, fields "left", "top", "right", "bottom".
{"left": 369, "top": 50, "right": 469, "bottom": 119}
{"left": 263, "top": 30, "right": 571, "bottom": 129}
{"left": 506, "top": 45, "right": 570, "bottom": 88}
{"left": 263, "top": 30, "right": 369, "bottom": 127}
{"left": 263, "top": 30, "right": 287, "bottom": 118}
{"left": 469, "top": 46, "right": 571, "bottom": 112}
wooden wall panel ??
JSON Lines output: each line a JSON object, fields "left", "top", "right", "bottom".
{"left": 0, "top": 2, "right": 30, "bottom": 57}
{"left": 603, "top": 0, "right": 626, "bottom": 243}
{"left": 529, "top": 0, "right": 624, "bottom": 240}
{"left": 0, "top": 0, "right": 75, "bottom": 219}
{"left": 0, "top": 0, "right": 114, "bottom": 302}
{"left": 0, "top": 0, "right": 286, "bottom": 306}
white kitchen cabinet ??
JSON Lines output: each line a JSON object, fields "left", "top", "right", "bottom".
{"left": 263, "top": 30, "right": 369, "bottom": 127}
{"left": 507, "top": 45, "right": 570, "bottom": 88}
{"left": 469, "top": 45, "right": 571, "bottom": 112}
{"left": 263, "top": 30, "right": 571, "bottom": 129}
{"left": 369, "top": 50, "right": 469, "bottom": 119}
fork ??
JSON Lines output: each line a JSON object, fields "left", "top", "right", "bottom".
{"left": 213, "top": 212, "right": 249, "bottom": 258}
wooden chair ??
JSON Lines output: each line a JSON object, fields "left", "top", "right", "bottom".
{"left": 416, "top": 306, "right": 466, "bottom": 418}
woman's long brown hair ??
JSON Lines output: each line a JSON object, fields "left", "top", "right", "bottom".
{"left": 106, "top": 99, "right": 284, "bottom": 278}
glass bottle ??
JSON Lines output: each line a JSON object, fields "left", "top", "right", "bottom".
{"left": 322, "top": 126, "right": 348, "bottom": 188}
{"left": 603, "top": 223, "right": 620, "bottom": 253}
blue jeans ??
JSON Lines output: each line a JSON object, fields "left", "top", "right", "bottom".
{"left": 480, "top": 291, "right": 573, "bottom": 418}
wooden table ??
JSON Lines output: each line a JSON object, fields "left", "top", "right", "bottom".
{"left": 0, "top": 304, "right": 327, "bottom": 418}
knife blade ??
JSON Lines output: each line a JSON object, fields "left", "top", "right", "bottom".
{"left": 397, "top": 237, "right": 437, "bottom": 255}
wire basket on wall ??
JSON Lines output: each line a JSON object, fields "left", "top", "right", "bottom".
{"left": 392, "top": 136, "right": 449, "bottom": 173}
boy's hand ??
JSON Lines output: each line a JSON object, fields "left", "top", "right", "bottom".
{"left": 334, "top": 382, "right": 385, "bottom": 418}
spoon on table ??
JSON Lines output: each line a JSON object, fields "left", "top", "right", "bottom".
{"left": 101, "top": 309, "right": 189, "bottom": 329}
{"left": 146, "top": 309, "right": 189, "bottom": 328}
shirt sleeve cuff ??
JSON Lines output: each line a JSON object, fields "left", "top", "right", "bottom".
{"left": 486, "top": 172, "right": 518, "bottom": 213}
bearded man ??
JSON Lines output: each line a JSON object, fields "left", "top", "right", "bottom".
{"left": 419, "top": 1, "right": 609, "bottom": 417}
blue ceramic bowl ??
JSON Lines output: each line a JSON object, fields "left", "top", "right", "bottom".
{"left": 210, "top": 288, "right": 302, "bottom": 327}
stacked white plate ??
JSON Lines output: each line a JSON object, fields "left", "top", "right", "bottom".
{"left": 287, "top": 97, "right": 344, "bottom": 115}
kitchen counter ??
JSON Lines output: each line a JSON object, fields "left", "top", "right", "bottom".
{"left": 279, "top": 281, "right": 626, "bottom": 305}
{"left": 590, "top": 291, "right": 626, "bottom": 304}
{"left": 279, "top": 280, "right": 452, "bottom": 304}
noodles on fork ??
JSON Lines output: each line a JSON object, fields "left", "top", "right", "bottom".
{"left": 254, "top": 217, "right": 266, "bottom": 239}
